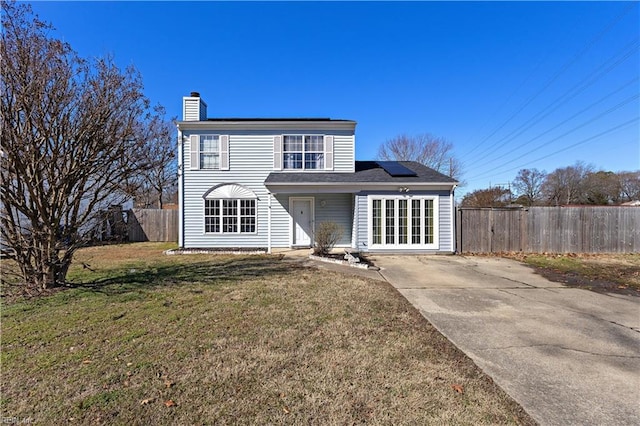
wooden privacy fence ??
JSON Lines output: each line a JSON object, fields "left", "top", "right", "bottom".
{"left": 127, "top": 208, "right": 178, "bottom": 242}
{"left": 456, "top": 206, "right": 640, "bottom": 254}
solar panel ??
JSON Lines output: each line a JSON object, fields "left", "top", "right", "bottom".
{"left": 376, "top": 161, "right": 417, "bottom": 177}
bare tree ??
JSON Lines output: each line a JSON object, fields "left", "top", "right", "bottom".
{"left": 460, "top": 187, "right": 512, "bottom": 207}
{"left": 583, "top": 171, "right": 622, "bottom": 205}
{"left": 512, "top": 168, "right": 546, "bottom": 206}
{"left": 541, "top": 162, "right": 594, "bottom": 206}
{"left": 0, "top": 1, "right": 160, "bottom": 290}
{"left": 134, "top": 109, "right": 177, "bottom": 209}
{"left": 377, "top": 133, "right": 463, "bottom": 181}
{"left": 618, "top": 171, "right": 640, "bottom": 202}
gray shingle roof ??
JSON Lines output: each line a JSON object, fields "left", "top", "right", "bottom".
{"left": 206, "top": 118, "right": 354, "bottom": 122}
{"left": 265, "top": 161, "right": 457, "bottom": 184}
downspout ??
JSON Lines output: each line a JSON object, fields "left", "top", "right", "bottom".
{"left": 451, "top": 184, "right": 457, "bottom": 254}
{"left": 267, "top": 192, "right": 272, "bottom": 254}
{"left": 177, "top": 128, "right": 184, "bottom": 248}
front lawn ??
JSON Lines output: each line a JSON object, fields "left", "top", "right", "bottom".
{"left": 1, "top": 243, "right": 533, "bottom": 424}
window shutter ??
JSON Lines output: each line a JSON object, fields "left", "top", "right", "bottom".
{"left": 220, "top": 135, "right": 229, "bottom": 170}
{"left": 324, "top": 135, "right": 334, "bottom": 170}
{"left": 273, "top": 135, "right": 282, "bottom": 170}
{"left": 190, "top": 135, "right": 200, "bottom": 170}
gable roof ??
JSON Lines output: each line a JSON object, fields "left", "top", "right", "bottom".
{"left": 265, "top": 161, "right": 458, "bottom": 185}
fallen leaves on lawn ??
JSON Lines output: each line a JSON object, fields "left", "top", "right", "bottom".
{"left": 164, "top": 380, "right": 175, "bottom": 388}
{"left": 164, "top": 399, "right": 177, "bottom": 407}
{"left": 451, "top": 384, "right": 464, "bottom": 394}
{"left": 140, "top": 397, "right": 155, "bottom": 405}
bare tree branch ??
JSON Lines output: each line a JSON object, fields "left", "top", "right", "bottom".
{"left": 1, "top": 1, "right": 163, "bottom": 290}
{"left": 377, "top": 133, "right": 463, "bottom": 182}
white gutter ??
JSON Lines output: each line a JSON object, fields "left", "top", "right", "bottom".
{"left": 451, "top": 184, "right": 457, "bottom": 253}
{"left": 264, "top": 181, "right": 458, "bottom": 187}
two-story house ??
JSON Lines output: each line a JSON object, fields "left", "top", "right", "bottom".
{"left": 177, "top": 92, "right": 458, "bottom": 253}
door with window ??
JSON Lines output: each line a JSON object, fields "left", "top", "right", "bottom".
{"left": 370, "top": 196, "right": 438, "bottom": 249}
{"left": 291, "top": 198, "right": 314, "bottom": 247}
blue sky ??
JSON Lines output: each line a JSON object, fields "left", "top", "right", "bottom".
{"left": 29, "top": 1, "right": 639, "bottom": 196}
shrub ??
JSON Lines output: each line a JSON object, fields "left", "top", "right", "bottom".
{"left": 314, "top": 222, "right": 343, "bottom": 256}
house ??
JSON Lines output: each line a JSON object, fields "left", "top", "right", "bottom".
{"left": 177, "top": 92, "right": 458, "bottom": 253}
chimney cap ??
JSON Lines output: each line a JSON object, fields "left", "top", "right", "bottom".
{"left": 190, "top": 91, "right": 200, "bottom": 97}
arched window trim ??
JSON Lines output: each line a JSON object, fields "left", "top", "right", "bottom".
{"left": 203, "top": 183, "right": 258, "bottom": 200}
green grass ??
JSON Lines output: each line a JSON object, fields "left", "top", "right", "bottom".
{"left": 1, "top": 243, "right": 534, "bottom": 425}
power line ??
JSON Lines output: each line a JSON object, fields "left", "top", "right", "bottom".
{"left": 465, "top": 39, "right": 639, "bottom": 168}
{"left": 468, "top": 77, "right": 639, "bottom": 170}
{"left": 460, "top": 2, "right": 637, "bottom": 161}
{"left": 467, "top": 117, "right": 639, "bottom": 181}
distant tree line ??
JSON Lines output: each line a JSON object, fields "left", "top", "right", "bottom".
{"left": 460, "top": 162, "right": 640, "bottom": 207}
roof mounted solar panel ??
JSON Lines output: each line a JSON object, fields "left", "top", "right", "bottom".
{"left": 376, "top": 161, "right": 418, "bottom": 177}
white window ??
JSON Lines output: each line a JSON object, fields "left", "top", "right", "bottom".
{"left": 200, "top": 135, "right": 220, "bottom": 169}
{"left": 369, "top": 196, "right": 438, "bottom": 249}
{"left": 189, "top": 134, "right": 229, "bottom": 170}
{"left": 205, "top": 199, "right": 256, "bottom": 234}
{"left": 283, "top": 135, "right": 325, "bottom": 170}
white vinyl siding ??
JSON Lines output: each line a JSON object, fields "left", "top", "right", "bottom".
{"left": 333, "top": 134, "right": 354, "bottom": 172}
{"left": 314, "top": 193, "right": 352, "bottom": 246}
{"left": 183, "top": 97, "right": 207, "bottom": 121}
{"left": 183, "top": 133, "right": 273, "bottom": 248}
{"left": 181, "top": 126, "right": 356, "bottom": 249}
{"left": 271, "top": 193, "right": 353, "bottom": 248}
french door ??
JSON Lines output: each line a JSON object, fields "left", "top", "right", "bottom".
{"left": 370, "top": 196, "right": 438, "bottom": 249}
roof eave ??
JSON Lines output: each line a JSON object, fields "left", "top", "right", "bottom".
{"left": 177, "top": 120, "right": 357, "bottom": 131}
{"left": 264, "top": 181, "right": 457, "bottom": 194}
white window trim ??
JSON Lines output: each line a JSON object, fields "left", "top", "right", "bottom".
{"left": 200, "top": 135, "right": 220, "bottom": 170}
{"left": 204, "top": 198, "right": 258, "bottom": 235}
{"left": 281, "top": 134, "right": 327, "bottom": 171}
{"left": 367, "top": 195, "right": 439, "bottom": 249}
{"left": 189, "top": 134, "right": 230, "bottom": 171}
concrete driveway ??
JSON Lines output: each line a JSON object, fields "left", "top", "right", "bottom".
{"left": 371, "top": 255, "right": 640, "bottom": 426}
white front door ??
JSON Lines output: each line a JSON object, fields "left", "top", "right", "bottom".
{"left": 291, "top": 198, "right": 313, "bottom": 247}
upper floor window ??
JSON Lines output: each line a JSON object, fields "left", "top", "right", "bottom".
{"left": 283, "top": 135, "right": 325, "bottom": 170}
{"left": 189, "top": 134, "right": 229, "bottom": 170}
{"left": 200, "top": 135, "right": 220, "bottom": 169}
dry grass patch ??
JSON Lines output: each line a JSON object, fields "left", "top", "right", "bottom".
{"left": 2, "top": 243, "right": 533, "bottom": 424}
{"left": 501, "top": 252, "right": 640, "bottom": 295}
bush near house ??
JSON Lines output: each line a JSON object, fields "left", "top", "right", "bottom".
{"left": 313, "top": 222, "right": 343, "bottom": 256}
